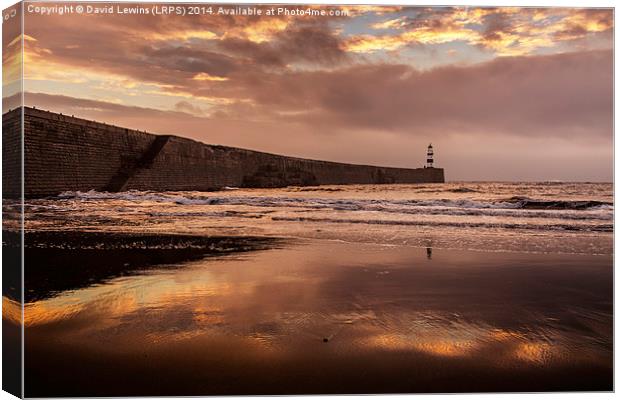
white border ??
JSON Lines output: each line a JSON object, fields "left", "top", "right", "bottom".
{"left": 0, "top": 1, "right": 616, "bottom": 400}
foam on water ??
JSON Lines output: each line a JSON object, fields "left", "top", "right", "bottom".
{"left": 24, "top": 182, "right": 613, "bottom": 254}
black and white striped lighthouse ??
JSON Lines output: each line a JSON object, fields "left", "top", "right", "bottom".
{"left": 426, "top": 144, "right": 434, "bottom": 168}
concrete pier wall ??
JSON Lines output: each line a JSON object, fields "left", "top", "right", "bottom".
{"left": 2, "top": 107, "right": 445, "bottom": 198}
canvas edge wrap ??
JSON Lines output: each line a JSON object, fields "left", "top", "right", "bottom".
{"left": 2, "top": 1, "right": 24, "bottom": 398}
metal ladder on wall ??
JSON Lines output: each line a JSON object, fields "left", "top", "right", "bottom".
{"left": 103, "top": 135, "right": 171, "bottom": 192}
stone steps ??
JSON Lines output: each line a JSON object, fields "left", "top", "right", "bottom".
{"left": 103, "top": 135, "right": 171, "bottom": 192}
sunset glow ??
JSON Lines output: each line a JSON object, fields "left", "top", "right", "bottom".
{"left": 6, "top": 4, "right": 614, "bottom": 180}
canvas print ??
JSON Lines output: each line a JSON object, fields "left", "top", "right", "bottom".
{"left": 1, "top": 1, "right": 614, "bottom": 397}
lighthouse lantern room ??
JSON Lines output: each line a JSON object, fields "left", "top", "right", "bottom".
{"left": 426, "top": 144, "right": 434, "bottom": 168}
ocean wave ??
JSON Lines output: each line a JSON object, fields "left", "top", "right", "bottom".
{"left": 57, "top": 190, "right": 613, "bottom": 212}
{"left": 503, "top": 196, "right": 613, "bottom": 210}
{"left": 446, "top": 187, "right": 479, "bottom": 193}
{"left": 288, "top": 187, "right": 344, "bottom": 192}
{"left": 270, "top": 216, "right": 613, "bottom": 232}
{"left": 130, "top": 204, "right": 612, "bottom": 221}
{"left": 33, "top": 186, "right": 615, "bottom": 238}
{"left": 55, "top": 190, "right": 614, "bottom": 225}
{"left": 148, "top": 210, "right": 265, "bottom": 219}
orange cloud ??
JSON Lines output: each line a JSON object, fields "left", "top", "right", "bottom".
{"left": 351, "top": 7, "right": 612, "bottom": 56}
{"left": 146, "top": 29, "right": 218, "bottom": 42}
{"left": 193, "top": 72, "right": 229, "bottom": 81}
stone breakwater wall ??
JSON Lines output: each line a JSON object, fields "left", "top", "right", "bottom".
{"left": 2, "top": 107, "right": 445, "bottom": 198}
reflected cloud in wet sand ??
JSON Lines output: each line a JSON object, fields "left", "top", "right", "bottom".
{"left": 23, "top": 240, "right": 612, "bottom": 395}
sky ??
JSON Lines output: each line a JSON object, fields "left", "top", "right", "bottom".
{"left": 3, "top": 3, "right": 614, "bottom": 181}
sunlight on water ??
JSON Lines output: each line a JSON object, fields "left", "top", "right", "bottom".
{"left": 16, "top": 182, "right": 613, "bottom": 255}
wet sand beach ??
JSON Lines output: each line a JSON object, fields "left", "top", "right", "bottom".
{"left": 21, "top": 237, "right": 612, "bottom": 396}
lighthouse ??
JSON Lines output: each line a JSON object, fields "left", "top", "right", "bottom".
{"left": 426, "top": 144, "right": 434, "bottom": 168}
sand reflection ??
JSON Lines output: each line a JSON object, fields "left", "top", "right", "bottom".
{"left": 24, "top": 240, "right": 612, "bottom": 395}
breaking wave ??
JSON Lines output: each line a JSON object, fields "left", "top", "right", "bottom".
{"left": 57, "top": 190, "right": 613, "bottom": 214}
{"left": 502, "top": 196, "right": 612, "bottom": 210}
{"left": 25, "top": 183, "right": 612, "bottom": 254}
{"left": 447, "top": 187, "right": 479, "bottom": 193}
{"left": 270, "top": 216, "right": 613, "bottom": 232}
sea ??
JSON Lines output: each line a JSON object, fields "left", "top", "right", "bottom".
{"left": 4, "top": 181, "right": 614, "bottom": 395}
{"left": 20, "top": 181, "right": 613, "bottom": 255}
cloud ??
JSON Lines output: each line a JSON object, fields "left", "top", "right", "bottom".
{"left": 174, "top": 100, "right": 207, "bottom": 116}
{"left": 200, "top": 49, "right": 612, "bottom": 142}
{"left": 355, "top": 7, "right": 613, "bottom": 56}
{"left": 25, "top": 47, "right": 613, "bottom": 142}
{"left": 216, "top": 23, "right": 349, "bottom": 69}
{"left": 20, "top": 6, "right": 613, "bottom": 107}
{"left": 273, "top": 24, "right": 349, "bottom": 66}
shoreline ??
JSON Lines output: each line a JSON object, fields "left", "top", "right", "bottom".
{"left": 4, "top": 228, "right": 613, "bottom": 304}
{"left": 7, "top": 230, "right": 285, "bottom": 302}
